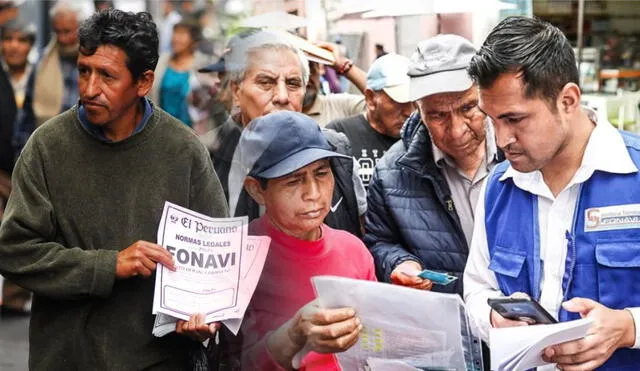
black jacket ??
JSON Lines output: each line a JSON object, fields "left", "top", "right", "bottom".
{"left": 364, "top": 112, "right": 503, "bottom": 294}
{"left": 0, "top": 66, "right": 17, "bottom": 175}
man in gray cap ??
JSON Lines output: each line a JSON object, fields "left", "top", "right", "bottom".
{"left": 364, "top": 34, "right": 501, "bottom": 295}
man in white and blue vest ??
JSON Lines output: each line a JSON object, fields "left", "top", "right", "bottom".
{"left": 464, "top": 16, "right": 640, "bottom": 371}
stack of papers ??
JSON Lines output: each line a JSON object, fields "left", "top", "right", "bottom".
{"left": 152, "top": 202, "right": 270, "bottom": 336}
{"left": 490, "top": 318, "right": 594, "bottom": 370}
{"left": 309, "top": 276, "right": 482, "bottom": 371}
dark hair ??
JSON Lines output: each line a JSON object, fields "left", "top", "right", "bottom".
{"left": 468, "top": 16, "right": 579, "bottom": 105}
{"left": 173, "top": 17, "right": 202, "bottom": 43}
{"left": 78, "top": 9, "right": 159, "bottom": 80}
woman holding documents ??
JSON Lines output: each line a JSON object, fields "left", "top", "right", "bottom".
{"left": 236, "top": 112, "right": 376, "bottom": 370}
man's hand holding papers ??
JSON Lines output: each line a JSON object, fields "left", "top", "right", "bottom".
{"left": 542, "top": 298, "right": 636, "bottom": 371}
{"left": 176, "top": 313, "right": 222, "bottom": 342}
{"left": 116, "top": 240, "right": 176, "bottom": 278}
{"left": 152, "top": 202, "right": 270, "bottom": 338}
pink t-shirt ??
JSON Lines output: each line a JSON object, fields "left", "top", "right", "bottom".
{"left": 241, "top": 216, "right": 376, "bottom": 370}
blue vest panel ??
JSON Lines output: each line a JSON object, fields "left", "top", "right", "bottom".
{"left": 484, "top": 131, "right": 640, "bottom": 370}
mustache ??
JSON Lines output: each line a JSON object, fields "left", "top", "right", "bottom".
{"left": 58, "top": 42, "right": 79, "bottom": 58}
{"left": 81, "top": 99, "right": 108, "bottom": 108}
{"left": 501, "top": 144, "right": 524, "bottom": 155}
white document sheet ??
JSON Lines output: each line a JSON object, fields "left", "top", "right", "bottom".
{"left": 309, "top": 276, "right": 469, "bottom": 371}
{"left": 152, "top": 234, "right": 270, "bottom": 336}
{"left": 152, "top": 202, "right": 269, "bottom": 336}
{"left": 490, "top": 317, "right": 593, "bottom": 371}
{"left": 219, "top": 234, "right": 271, "bottom": 334}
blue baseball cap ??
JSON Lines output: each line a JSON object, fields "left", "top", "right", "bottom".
{"left": 238, "top": 111, "right": 349, "bottom": 179}
{"left": 366, "top": 53, "right": 411, "bottom": 103}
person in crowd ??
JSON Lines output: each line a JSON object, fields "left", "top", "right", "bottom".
{"left": 321, "top": 63, "right": 342, "bottom": 94}
{"left": 238, "top": 111, "right": 375, "bottom": 370}
{"left": 0, "top": 9, "right": 227, "bottom": 370}
{"left": 0, "top": 0, "right": 19, "bottom": 313}
{"left": 0, "top": 17, "right": 33, "bottom": 161}
{"left": 1, "top": 19, "right": 35, "bottom": 112}
{"left": 302, "top": 44, "right": 367, "bottom": 127}
{"left": 200, "top": 30, "right": 366, "bottom": 238}
{"left": 327, "top": 53, "right": 413, "bottom": 189}
{"left": 158, "top": 0, "right": 184, "bottom": 54}
{"left": 0, "top": 19, "right": 36, "bottom": 315}
{"left": 374, "top": 43, "right": 387, "bottom": 59}
{"left": 150, "top": 17, "right": 208, "bottom": 128}
{"left": 364, "top": 34, "right": 500, "bottom": 295}
{"left": 464, "top": 16, "right": 640, "bottom": 371}
{"left": 22, "top": 1, "right": 81, "bottom": 128}
{"left": 0, "top": 2, "right": 21, "bottom": 212}
{"left": 1, "top": 19, "right": 35, "bottom": 163}
{"left": 334, "top": 36, "right": 350, "bottom": 92}
{"left": 196, "top": 54, "right": 230, "bottom": 131}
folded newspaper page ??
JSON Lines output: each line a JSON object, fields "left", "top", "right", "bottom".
{"left": 152, "top": 202, "right": 270, "bottom": 336}
{"left": 490, "top": 317, "right": 593, "bottom": 371}
{"left": 310, "top": 276, "right": 483, "bottom": 371}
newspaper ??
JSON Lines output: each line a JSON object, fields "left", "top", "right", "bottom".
{"left": 152, "top": 202, "right": 270, "bottom": 336}
{"left": 309, "top": 276, "right": 483, "bottom": 371}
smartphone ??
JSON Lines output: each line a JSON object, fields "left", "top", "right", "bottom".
{"left": 417, "top": 269, "right": 458, "bottom": 285}
{"left": 487, "top": 297, "right": 557, "bottom": 324}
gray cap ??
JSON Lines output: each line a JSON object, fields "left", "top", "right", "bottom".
{"left": 408, "top": 34, "right": 477, "bottom": 101}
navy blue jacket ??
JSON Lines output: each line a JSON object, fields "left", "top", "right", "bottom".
{"left": 364, "top": 112, "right": 470, "bottom": 294}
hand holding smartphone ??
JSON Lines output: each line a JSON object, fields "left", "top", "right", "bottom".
{"left": 487, "top": 297, "right": 557, "bottom": 325}
{"left": 417, "top": 269, "right": 458, "bottom": 285}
